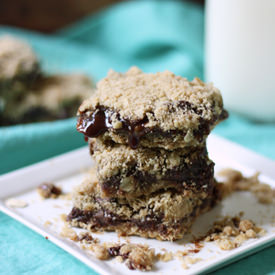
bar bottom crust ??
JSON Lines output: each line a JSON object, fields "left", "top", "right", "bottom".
{"left": 67, "top": 173, "right": 218, "bottom": 241}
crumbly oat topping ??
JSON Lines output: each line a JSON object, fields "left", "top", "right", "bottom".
{"left": 5, "top": 198, "right": 28, "bottom": 208}
{"left": 218, "top": 168, "right": 275, "bottom": 204}
{"left": 78, "top": 67, "right": 225, "bottom": 132}
{"left": 0, "top": 36, "right": 38, "bottom": 80}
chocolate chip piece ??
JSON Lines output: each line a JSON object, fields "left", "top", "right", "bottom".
{"left": 37, "top": 182, "right": 61, "bottom": 199}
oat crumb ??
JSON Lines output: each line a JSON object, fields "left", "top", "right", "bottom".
{"left": 59, "top": 193, "right": 72, "bottom": 200}
{"left": 5, "top": 198, "right": 28, "bottom": 208}
{"left": 44, "top": 220, "right": 52, "bottom": 227}
{"left": 223, "top": 226, "right": 233, "bottom": 236}
{"left": 37, "top": 182, "right": 62, "bottom": 199}
{"left": 257, "top": 228, "right": 267, "bottom": 236}
{"left": 60, "top": 224, "right": 78, "bottom": 241}
{"left": 60, "top": 214, "right": 67, "bottom": 222}
{"left": 107, "top": 243, "right": 156, "bottom": 271}
{"left": 218, "top": 168, "right": 274, "bottom": 204}
{"left": 234, "top": 233, "right": 247, "bottom": 246}
{"left": 175, "top": 250, "right": 188, "bottom": 258}
{"left": 116, "top": 256, "right": 123, "bottom": 263}
{"left": 157, "top": 251, "right": 174, "bottom": 262}
{"left": 91, "top": 244, "right": 110, "bottom": 260}
{"left": 217, "top": 238, "right": 235, "bottom": 250}
{"left": 245, "top": 229, "right": 257, "bottom": 238}
{"left": 194, "top": 214, "right": 265, "bottom": 252}
{"left": 77, "top": 232, "right": 98, "bottom": 244}
{"left": 179, "top": 256, "right": 202, "bottom": 269}
{"left": 239, "top": 219, "right": 254, "bottom": 232}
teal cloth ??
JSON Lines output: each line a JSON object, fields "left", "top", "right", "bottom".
{"left": 0, "top": 1, "right": 274, "bottom": 275}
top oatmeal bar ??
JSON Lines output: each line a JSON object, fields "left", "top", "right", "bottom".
{"left": 0, "top": 36, "right": 39, "bottom": 82}
{"left": 77, "top": 67, "right": 227, "bottom": 150}
{"left": 0, "top": 36, "right": 40, "bottom": 125}
{"left": 1, "top": 74, "right": 93, "bottom": 125}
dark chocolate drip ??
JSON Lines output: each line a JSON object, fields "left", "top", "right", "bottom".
{"left": 77, "top": 108, "right": 112, "bottom": 137}
{"left": 76, "top": 103, "right": 227, "bottom": 149}
{"left": 126, "top": 118, "right": 148, "bottom": 149}
{"left": 77, "top": 107, "right": 149, "bottom": 149}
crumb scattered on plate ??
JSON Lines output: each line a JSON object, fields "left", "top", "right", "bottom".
{"left": 5, "top": 198, "right": 28, "bottom": 208}
{"left": 178, "top": 256, "right": 202, "bottom": 270}
{"left": 60, "top": 223, "right": 78, "bottom": 241}
{"left": 107, "top": 243, "right": 156, "bottom": 271}
{"left": 218, "top": 168, "right": 275, "bottom": 204}
{"left": 59, "top": 193, "right": 72, "bottom": 200}
{"left": 44, "top": 220, "right": 52, "bottom": 227}
{"left": 157, "top": 251, "right": 174, "bottom": 262}
{"left": 195, "top": 215, "right": 265, "bottom": 250}
{"left": 37, "top": 182, "right": 62, "bottom": 199}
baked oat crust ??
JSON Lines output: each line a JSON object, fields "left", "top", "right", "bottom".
{"left": 77, "top": 67, "right": 227, "bottom": 149}
{"left": 68, "top": 171, "right": 218, "bottom": 241}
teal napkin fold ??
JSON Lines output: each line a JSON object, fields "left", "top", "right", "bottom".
{"left": 57, "top": 0, "right": 204, "bottom": 80}
{"left": 0, "top": 1, "right": 274, "bottom": 275}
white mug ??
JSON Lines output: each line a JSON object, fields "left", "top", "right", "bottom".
{"left": 205, "top": 0, "right": 275, "bottom": 122}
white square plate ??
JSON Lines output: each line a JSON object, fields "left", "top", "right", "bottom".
{"left": 0, "top": 134, "right": 274, "bottom": 275}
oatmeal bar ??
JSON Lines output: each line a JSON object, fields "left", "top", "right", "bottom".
{"left": 0, "top": 35, "right": 40, "bottom": 84}
{"left": 67, "top": 171, "right": 219, "bottom": 241}
{"left": 77, "top": 67, "right": 227, "bottom": 150}
{"left": 0, "top": 36, "right": 41, "bottom": 124}
{"left": 1, "top": 74, "right": 93, "bottom": 125}
{"left": 91, "top": 139, "right": 215, "bottom": 198}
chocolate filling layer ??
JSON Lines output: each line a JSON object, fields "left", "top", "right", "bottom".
{"left": 67, "top": 195, "right": 215, "bottom": 238}
{"left": 77, "top": 106, "right": 149, "bottom": 149}
{"left": 101, "top": 161, "right": 215, "bottom": 197}
{"left": 77, "top": 103, "right": 228, "bottom": 149}
{"left": 68, "top": 207, "right": 183, "bottom": 236}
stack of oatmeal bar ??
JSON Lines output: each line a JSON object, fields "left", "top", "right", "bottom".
{"left": 68, "top": 67, "right": 228, "bottom": 241}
